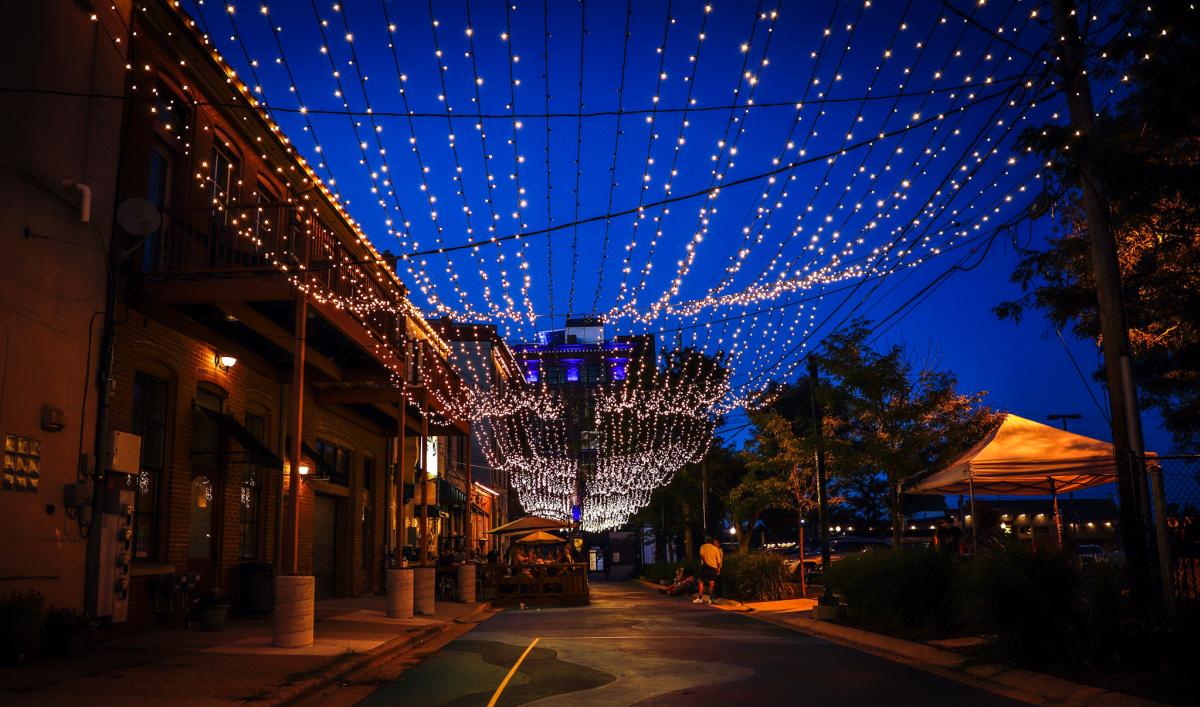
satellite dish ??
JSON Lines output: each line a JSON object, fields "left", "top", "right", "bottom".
{"left": 116, "top": 198, "right": 162, "bottom": 237}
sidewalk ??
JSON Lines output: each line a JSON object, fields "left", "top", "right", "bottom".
{"left": 0, "top": 595, "right": 493, "bottom": 706}
{"left": 634, "top": 579, "right": 1160, "bottom": 706}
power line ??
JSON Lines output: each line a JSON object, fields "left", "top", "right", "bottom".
{"left": 0, "top": 73, "right": 1032, "bottom": 121}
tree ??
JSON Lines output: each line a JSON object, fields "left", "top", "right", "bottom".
{"left": 727, "top": 471, "right": 787, "bottom": 553}
{"left": 741, "top": 402, "right": 828, "bottom": 592}
{"left": 811, "top": 321, "right": 1001, "bottom": 545}
{"left": 997, "top": 2, "right": 1200, "bottom": 450}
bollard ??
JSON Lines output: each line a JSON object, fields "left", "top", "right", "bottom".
{"left": 413, "top": 566, "right": 436, "bottom": 616}
{"left": 272, "top": 575, "right": 315, "bottom": 648}
{"left": 456, "top": 563, "right": 476, "bottom": 603}
{"left": 386, "top": 568, "right": 414, "bottom": 619}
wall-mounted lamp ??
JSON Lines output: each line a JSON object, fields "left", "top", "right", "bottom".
{"left": 215, "top": 353, "right": 238, "bottom": 371}
{"left": 298, "top": 464, "right": 310, "bottom": 476}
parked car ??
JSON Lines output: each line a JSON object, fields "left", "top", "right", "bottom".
{"left": 1075, "top": 543, "right": 1106, "bottom": 564}
{"left": 770, "top": 537, "right": 892, "bottom": 579}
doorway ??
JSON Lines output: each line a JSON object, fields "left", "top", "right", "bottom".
{"left": 314, "top": 494, "right": 342, "bottom": 599}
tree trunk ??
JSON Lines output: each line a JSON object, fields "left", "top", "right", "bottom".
{"left": 681, "top": 499, "right": 695, "bottom": 561}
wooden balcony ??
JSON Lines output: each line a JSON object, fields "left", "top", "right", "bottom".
{"left": 135, "top": 208, "right": 468, "bottom": 435}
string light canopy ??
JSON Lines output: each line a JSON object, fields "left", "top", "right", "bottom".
{"left": 159, "top": 0, "right": 1134, "bottom": 528}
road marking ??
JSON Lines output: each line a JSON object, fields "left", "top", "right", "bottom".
{"left": 487, "top": 636, "right": 539, "bottom": 707}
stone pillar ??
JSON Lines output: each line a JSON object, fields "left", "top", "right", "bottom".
{"left": 456, "top": 563, "right": 476, "bottom": 603}
{"left": 413, "top": 566, "right": 436, "bottom": 616}
{"left": 386, "top": 568, "right": 414, "bottom": 619}
{"left": 273, "top": 575, "right": 315, "bottom": 648}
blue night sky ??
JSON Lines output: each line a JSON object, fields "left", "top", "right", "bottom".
{"left": 188, "top": 0, "right": 1167, "bottom": 455}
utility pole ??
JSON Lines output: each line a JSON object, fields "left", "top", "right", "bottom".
{"left": 1050, "top": 0, "right": 1155, "bottom": 606}
{"left": 1048, "top": 413, "right": 1082, "bottom": 540}
{"left": 1047, "top": 413, "right": 1081, "bottom": 432}
{"left": 701, "top": 457, "right": 708, "bottom": 536}
{"left": 808, "top": 359, "right": 831, "bottom": 572}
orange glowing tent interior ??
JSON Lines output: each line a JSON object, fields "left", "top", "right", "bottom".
{"left": 906, "top": 413, "right": 1118, "bottom": 496}
{"left": 515, "top": 530, "right": 567, "bottom": 545}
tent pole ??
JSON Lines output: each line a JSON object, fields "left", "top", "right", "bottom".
{"left": 1050, "top": 477, "right": 1063, "bottom": 548}
{"left": 968, "top": 476, "right": 978, "bottom": 556}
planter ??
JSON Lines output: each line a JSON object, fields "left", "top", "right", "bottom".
{"left": 198, "top": 603, "right": 230, "bottom": 631}
{"left": 812, "top": 604, "right": 840, "bottom": 621}
{"left": 46, "top": 623, "right": 88, "bottom": 658}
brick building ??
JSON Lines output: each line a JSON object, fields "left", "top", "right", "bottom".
{"left": 1, "top": 0, "right": 473, "bottom": 630}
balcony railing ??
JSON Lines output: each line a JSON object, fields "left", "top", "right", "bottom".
{"left": 140, "top": 207, "right": 406, "bottom": 356}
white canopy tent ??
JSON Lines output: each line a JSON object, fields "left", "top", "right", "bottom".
{"left": 906, "top": 413, "right": 1118, "bottom": 546}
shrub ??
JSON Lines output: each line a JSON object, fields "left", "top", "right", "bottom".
{"left": 722, "top": 552, "right": 790, "bottom": 602}
{"left": 955, "top": 541, "right": 1082, "bottom": 666}
{"left": 824, "top": 548, "right": 958, "bottom": 639}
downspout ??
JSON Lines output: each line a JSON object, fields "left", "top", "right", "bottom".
{"left": 61, "top": 179, "right": 93, "bottom": 223}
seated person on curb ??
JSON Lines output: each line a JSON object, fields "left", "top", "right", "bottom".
{"left": 660, "top": 566, "right": 697, "bottom": 596}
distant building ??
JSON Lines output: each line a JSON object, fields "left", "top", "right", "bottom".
{"left": 433, "top": 320, "right": 524, "bottom": 553}
{"left": 965, "top": 498, "right": 1120, "bottom": 548}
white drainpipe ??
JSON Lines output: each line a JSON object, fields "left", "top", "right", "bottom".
{"left": 61, "top": 178, "right": 93, "bottom": 223}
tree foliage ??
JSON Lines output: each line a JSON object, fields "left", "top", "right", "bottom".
{"left": 810, "top": 321, "right": 1001, "bottom": 543}
{"left": 997, "top": 2, "right": 1200, "bottom": 449}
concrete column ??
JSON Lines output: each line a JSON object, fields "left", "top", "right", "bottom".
{"left": 386, "top": 568, "right": 414, "bottom": 619}
{"left": 272, "top": 575, "right": 314, "bottom": 648}
{"left": 413, "top": 566, "right": 435, "bottom": 616}
{"left": 456, "top": 563, "right": 476, "bottom": 603}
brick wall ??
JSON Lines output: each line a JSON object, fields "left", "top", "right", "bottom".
{"left": 108, "top": 306, "right": 396, "bottom": 620}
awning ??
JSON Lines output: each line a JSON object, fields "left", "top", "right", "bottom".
{"left": 906, "top": 413, "right": 1118, "bottom": 496}
{"left": 440, "top": 478, "right": 467, "bottom": 507}
{"left": 194, "top": 406, "right": 283, "bottom": 468}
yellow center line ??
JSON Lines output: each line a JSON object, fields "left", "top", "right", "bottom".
{"left": 487, "top": 636, "right": 540, "bottom": 707}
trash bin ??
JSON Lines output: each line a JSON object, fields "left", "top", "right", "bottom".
{"left": 237, "top": 561, "right": 275, "bottom": 617}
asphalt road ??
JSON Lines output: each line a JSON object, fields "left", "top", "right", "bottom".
{"left": 355, "top": 581, "right": 1027, "bottom": 706}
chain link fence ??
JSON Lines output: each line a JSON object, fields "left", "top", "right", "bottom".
{"left": 1150, "top": 455, "right": 1200, "bottom": 606}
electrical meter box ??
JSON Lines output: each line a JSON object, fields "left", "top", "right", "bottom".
{"left": 109, "top": 431, "right": 142, "bottom": 475}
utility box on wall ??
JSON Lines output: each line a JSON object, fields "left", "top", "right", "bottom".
{"left": 109, "top": 431, "right": 142, "bottom": 475}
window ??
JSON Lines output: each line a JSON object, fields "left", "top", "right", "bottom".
{"left": 362, "top": 455, "right": 374, "bottom": 491}
{"left": 361, "top": 456, "right": 375, "bottom": 572}
{"left": 193, "top": 386, "right": 224, "bottom": 458}
{"left": 241, "top": 412, "right": 266, "bottom": 559}
{"left": 544, "top": 366, "right": 564, "bottom": 386}
{"left": 143, "top": 144, "right": 172, "bottom": 272}
{"left": 210, "top": 144, "right": 238, "bottom": 233}
{"left": 316, "top": 439, "right": 351, "bottom": 486}
{"left": 151, "top": 82, "right": 188, "bottom": 140}
{"left": 582, "top": 364, "right": 603, "bottom": 386}
{"left": 131, "top": 372, "right": 169, "bottom": 560}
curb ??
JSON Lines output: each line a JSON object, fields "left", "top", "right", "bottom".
{"left": 271, "top": 600, "right": 496, "bottom": 706}
{"left": 631, "top": 580, "right": 1162, "bottom": 707}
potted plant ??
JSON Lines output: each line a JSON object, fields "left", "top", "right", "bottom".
{"left": 811, "top": 588, "right": 840, "bottom": 621}
{"left": 0, "top": 590, "right": 45, "bottom": 664}
{"left": 194, "top": 588, "right": 231, "bottom": 631}
{"left": 45, "top": 607, "right": 90, "bottom": 657}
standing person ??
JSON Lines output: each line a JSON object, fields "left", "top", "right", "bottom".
{"left": 933, "top": 516, "right": 964, "bottom": 556}
{"left": 695, "top": 536, "right": 723, "bottom": 605}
